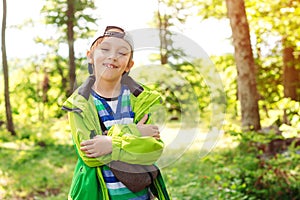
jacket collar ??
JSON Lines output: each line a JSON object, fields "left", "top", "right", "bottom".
{"left": 78, "top": 75, "right": 96, "bottom": 100}
{"left": 121, "top": 73, "right": 144, "bottom": 97}
{"left": 77, "top": 73, "right": 144, "bottom": 101}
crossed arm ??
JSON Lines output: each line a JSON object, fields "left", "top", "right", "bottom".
{"left": 80, "top": 114, "right": 161, "bottom": 158}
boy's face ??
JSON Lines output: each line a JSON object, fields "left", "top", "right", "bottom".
{"left": 89, "top": 36, "right": 134, "bottom": 82}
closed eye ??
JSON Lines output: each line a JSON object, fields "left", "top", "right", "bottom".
{"left": 118, "top": 52, "right": 128, "bottom": 56}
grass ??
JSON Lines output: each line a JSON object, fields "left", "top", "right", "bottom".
{"left": 0, "top": 122, "right": 226, "bottom": 200}
{"left": 1, "top": 122, "right": 298, "bottom": 200}
{"left": 162, "top": 151, "right": 220, "bottom": 200}
{"left": 0, "top": 135, "right": 230, "bottom": 200}
{"left": 0, "top": 143, "right": 77, "bottom": 199}
{"left": 0, "top": 143, "right": 224, "bottom": 200}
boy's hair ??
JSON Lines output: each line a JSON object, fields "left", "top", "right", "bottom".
{"left": 90, "top": 26, "right": 134, "bottom": 59}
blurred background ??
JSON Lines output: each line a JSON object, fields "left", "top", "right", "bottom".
{"left": 0, "top": 0, "right": 299, "bottom": 199}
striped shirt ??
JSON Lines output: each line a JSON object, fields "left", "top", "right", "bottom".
{"left": 91, "top": 86, "right": 150, "bottom": 200}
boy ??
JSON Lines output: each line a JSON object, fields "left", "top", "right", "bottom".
{"left": 63, "top": 26, "right": 170, "bottom": 200}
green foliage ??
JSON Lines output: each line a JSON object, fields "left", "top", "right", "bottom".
{"left": 247, "top": 0, "right": 300, "bottom": 46}
{"left": 195, "top": 0, "right": 227, "bottom": 19}
{"left": 41, "top": 0, "right": 97, "bottom": 39}
{"left": 256, "top": 56, "right": 283, "bottom": 104}
{"left": 0, "top": 117, "right": 71, "bottom": 148}
{"left": 170, "top": 62, "right": 212, "bottom": 116}
{"left": 215, "top": 131, "right": 300, "bottom": 200}
{"left": 8, "top": 61, "right": 65, "bottom": 123}
{"left": 211, "top": 54, "right": 237, "bottom": 117}
{"left": 259, "top": 98, "right": 300, "bottom": 138}
{"left": 162, "top": 130, "right": 299, "bottom": 200}
{"left": 247, "top": 0, "right": 300, "bottom": 103}
{"left": 132, "top": 51, "right": 227, "bottom": 128}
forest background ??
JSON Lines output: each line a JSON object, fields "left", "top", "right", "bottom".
{"left": 0, "top": 0, "right": 300, "bottom": 199}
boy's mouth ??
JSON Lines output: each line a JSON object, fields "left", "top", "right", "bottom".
{"left": 104, "top": 63, "right": 118, "bottom": 69}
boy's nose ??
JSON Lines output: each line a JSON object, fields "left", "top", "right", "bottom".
{"left": 108, "top": 51, "right": 118, "bottom": 60}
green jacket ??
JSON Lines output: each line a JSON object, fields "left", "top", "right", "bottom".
{"left": 63, "top": 75, "right": 171, "bottom": 200}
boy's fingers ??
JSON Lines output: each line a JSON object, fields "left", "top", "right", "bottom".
{"left": 87, "top": 152, "right": 100, "bottom": 158}
{"left": 152, "top": 125, "right": 159, "bottom": 131}
{"left": 80, "top": 139, "right": 95, "bottom": 146}
{"left": 137, "top": 114, "right": 148, "bottom": 125}
{"left": 80, "top": 146, "right": 90, "bottom": 151}
{"left": 153, "top": 134, "right": 160, "bottom": 140}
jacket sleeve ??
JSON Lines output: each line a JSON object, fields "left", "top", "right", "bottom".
{"left": 68, "top": 111, "right": 111, "bottom": 167}
{"left": 107, "top": 123, "right": 164, "bottom": 165}
{"left": 69, "top": 111, "right": 164, "bottom": 167}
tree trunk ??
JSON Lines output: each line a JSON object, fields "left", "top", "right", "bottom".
{"left": 157, "top": 0, "right": 169, "bottom": 65}
{"left": 282, "top": 45, "right": 299, "bottom": 101}
{"left": 1, "top": 0, "right": 16, "bottom": 135}
{"left": 226, "top": 0, "right": 261, "bottom": 130}
{"left": 66, "top": 0, "right": 76, "bottom": 96}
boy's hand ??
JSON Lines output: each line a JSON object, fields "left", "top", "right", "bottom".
{"left": 80, "top": 135, "right": 112, "bottom": 157}
{"left": 137, "top": 114, "right": 160, "bottom": 139}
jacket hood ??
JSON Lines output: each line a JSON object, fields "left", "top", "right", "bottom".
{"left": 63, "top": 73, "right": 151, "bottom": 110}
{"left": 76, "top": 73, "right": 144, "bottom": 101}
{"left": 78, "top": 75, "right": 96, "bottom": 100}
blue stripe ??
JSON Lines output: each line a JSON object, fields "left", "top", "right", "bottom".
{"left": 120, "top": 111, "right": 135, "bottom": 118}
{"left": 101, "top": 115, "right": 114, "bottom": 121}
{"left": 102, "top": 169, "right": 118, "bottom": 183}
{"left": 91, "top": 90, "right": 104, "bottom": 101}
{"left": 98, "top": 109, "right": 109, "bottom": 117}
{"left": 130, "top": 112, "right": 135, "bottom": 118}
{"left": 102, "top": 169, "right": 114, "bottom": 177}
{"left": 103, "top": 176, "right": 118, "bottom": 183}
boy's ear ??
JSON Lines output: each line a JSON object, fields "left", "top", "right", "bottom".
{"left": 86, "top": 50, "right": 93, "bottom": 63}
{"left": 125, "top": 60, "right": 134, "bottom": 72}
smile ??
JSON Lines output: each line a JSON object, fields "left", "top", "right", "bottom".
{"left": 104, "top": 63, "right": 118, "bottom": 69}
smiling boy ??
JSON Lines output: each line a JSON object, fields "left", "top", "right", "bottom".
{"left": 63, "top": 26, "right": 170, "bottom": 200}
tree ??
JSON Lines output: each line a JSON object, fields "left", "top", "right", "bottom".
{"left": 277, "top": 1, "right": 300, "bottom": 101}
{"left": 66, "top": 0, "right": 76, "bottom": 96}
{"left": 157, "top": 0, "right": 169, "bottom": 65}
{"left": 155, "top": 0, "right": 194, "bottom": 64}
{"left": 250, "top": 0, "right": 300, "bottom": 102}
{"left": 42, "top": 0, "right": 96, "bottom": 97}
{"left": 283, "top": 45, "right": 299, "bottom": 101}
{"left": 1, "top": 0, "right": 16, "bottom": 135}
{"left": 246, "top": 0, "right": 300, "bottom": 125}
{"left": 225, "top": 0, "right": 261, "bottom": 130}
